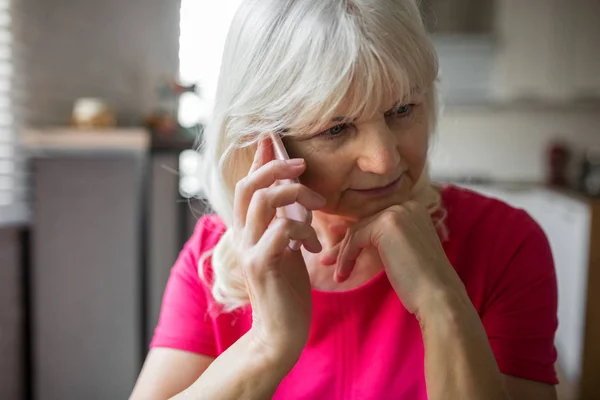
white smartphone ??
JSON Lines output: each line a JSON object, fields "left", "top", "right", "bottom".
{"left": 269, "top": 133, "right": 313, "bottom": 251}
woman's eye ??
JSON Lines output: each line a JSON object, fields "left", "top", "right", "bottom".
{"left": 386, "top": 104, "right": 414, "bottom": 117}
{"left": 328, "top": 124, "right": 345, "bottom": 135}
{"left": 319, "top": 123, "right": 349, "bottom": 139}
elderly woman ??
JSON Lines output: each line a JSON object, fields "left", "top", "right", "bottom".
{"left": 131, "top": 0, "right": 558, "bottom": 399}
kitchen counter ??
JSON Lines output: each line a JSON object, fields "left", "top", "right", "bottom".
{"left": 22, "top": 128, "right": 150, "bottom": 155}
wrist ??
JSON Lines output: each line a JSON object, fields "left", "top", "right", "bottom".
{"left": 415, "top": 285, "right": 472, "bottom": 329}
{"left": 247, "top": 328, "right": 304, "bottom": 372}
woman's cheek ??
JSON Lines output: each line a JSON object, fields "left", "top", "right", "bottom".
{"left": 301, "top": 157, "right": 346, "bottom": 196}
{"left": 300, "top": 161, "right": 331, "bottom": 191}
{"left": 401, "top": 119, "right": 429, "bottom": 162}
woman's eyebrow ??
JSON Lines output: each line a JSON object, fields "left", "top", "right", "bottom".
{"left": 388, "top": 100, "right": 402, "bottom": 110}
{"left": 330, "top": 116, "right": 357, "bottom": 123}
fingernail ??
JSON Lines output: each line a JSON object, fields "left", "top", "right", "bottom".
{"left": 314, "top": 240, "right": 323, "bottom": 253}
{"left": 286, "top": 158, "right": 304, "bottom": 166}
{"left": 334, "top": 272, "right": 346, "bottom": 283}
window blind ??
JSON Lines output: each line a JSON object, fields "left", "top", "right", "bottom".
{"left": 0, "top": 0, "right": 28, "bottom": 226}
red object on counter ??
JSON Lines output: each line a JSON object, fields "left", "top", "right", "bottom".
{"left": 547, "top": 141, "right": 570, "bottom": 187}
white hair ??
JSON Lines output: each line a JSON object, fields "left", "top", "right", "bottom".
{"left": 197, "top": 0, "right": 446, "bottom": 312}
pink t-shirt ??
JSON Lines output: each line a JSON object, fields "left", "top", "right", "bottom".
{"left": 150, "top": 184, "right": 558, "bottom": 398}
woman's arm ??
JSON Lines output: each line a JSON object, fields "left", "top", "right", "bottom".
{"left": 420, "top": 289, "right": 557, "bottom": 400}
{"left": 322, "top": 202, "right": 558, "bottom": 400}
{"left": 419, "top": 289, "right": 510, "bottom": 400}
{"left": 138, "top": 140, "right": 322, "bottom": 399}
{"left": 131, "top": 330, "right": 296, "bottom": 400}
{"left": 169, "top": 330, "right": 296, "bottom": 400}
{"left": 130, "top": 348, "right": 214, "bottom": 400}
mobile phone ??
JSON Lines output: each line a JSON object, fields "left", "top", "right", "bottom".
{"left": 269, "top": 133, "right": 313, "bottom": 251}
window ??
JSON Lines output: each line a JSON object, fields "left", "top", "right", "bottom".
{"left": 178, "top": 0, "right": 243, "bottom": 127}
{"left": 0, "top": 0, "right": 27, "bottom": 226}
{"left": 178, "top": 1, "right": 242, "bottom": 198}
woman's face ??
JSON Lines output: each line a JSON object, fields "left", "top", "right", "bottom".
{"left": 284, "top": 91, "right": 430, "bottom": 221}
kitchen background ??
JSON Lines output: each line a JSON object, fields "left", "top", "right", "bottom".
{"left": 0, "top": 0, "right": 599, "bottom": 399}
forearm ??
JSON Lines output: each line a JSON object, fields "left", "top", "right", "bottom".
{"left": 419, "top": 290, "right": 510, "bottom": 400}
{"left": 171, "top": 330, "right": 296, "bottom": 400}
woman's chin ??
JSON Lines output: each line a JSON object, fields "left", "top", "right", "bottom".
{"left": 321, "top": 191, "right": 411, "bottom": 220}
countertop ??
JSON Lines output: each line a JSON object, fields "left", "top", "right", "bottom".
{"left": 22, "top": 128, "right": 151, "bottom": 155}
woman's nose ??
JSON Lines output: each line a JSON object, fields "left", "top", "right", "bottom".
{"left": 355, "top": 120, "right": 401, "bottom": 175}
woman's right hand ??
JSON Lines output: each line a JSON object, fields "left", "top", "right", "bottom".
{"left": 232, "top": 137, "right": 325, "bottom": 366}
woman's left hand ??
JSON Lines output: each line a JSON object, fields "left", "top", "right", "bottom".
{"left": 320, "top": 201, "right": 466, "bottom": 316}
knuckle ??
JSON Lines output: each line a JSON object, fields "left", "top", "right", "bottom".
{"left": 405, "top": 200, "right": 420, "bottom": 211}
{"left": 281, "top": 183, "right": 301, "bottom": 198}
{"left": 293, "top": 183, "right": 305, "bottom": 195}
{"left": 274, "top": 218, "right": 301, "bottom": 239}
{"left": 388, "top": 204, "right": 404, "bottom": 214}
{"left": 253, "top": 187, "right": 269, "bottom": 204}
{"left": 263, "top": 160, "right": 281, "bottom": 177}
{"left": 242, "top": 252, "right": 261, "bottom": 276}
{"left": 273, "top": 217, "right": 293, "bottom": 232}
{"left": 266, "top": 159, "right": 285, "bottom": 169}
{"left": 266, "top": 169, "right": 277, "bottom": 184}
{"left": 235, "top": 177, "right": 249, "bottom": 195}
{"left": 381, "top": 208, "right": 401, "bottom": 228}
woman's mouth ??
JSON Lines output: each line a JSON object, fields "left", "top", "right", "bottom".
{"left": 350, "top": 173, "right": 405, "bottom": 196}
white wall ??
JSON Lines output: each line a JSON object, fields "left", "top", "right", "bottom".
{"left": 430, "top": 106, "right": 600, "bottom": 183}
{"left": 23, "top": 0, "right": 181, "bottom": 127}
{"left": 492, "top": 0, "right": 600, "bottom": 102}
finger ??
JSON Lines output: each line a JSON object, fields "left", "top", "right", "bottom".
{"left": 328, "top": 222, "right": 350, "bottom": 236}
{"left": 234, "top": 157, "right": 306, "bottom": 228}
{"left": 236, "top": 139, "right": 268, "bottom": 230}
{"left": 319, "top": 242, "right": 341, "bottom": 266}
{"left": 257, "top": 218, "right": 321, "bottom": 259}
{"left": 318, "top": 221, "right": 350, "bottom": 265}
{"left": 245, "top": 184, "right": 325, "bottom": 245}
{"left": 301, "top": 226, "right": 322, "bottom": 254}
{"left": 335, "top": 227, "right": 373, "bottom": 282}
{"left": 248, "top": 138, "right": 266, "bottom": 174}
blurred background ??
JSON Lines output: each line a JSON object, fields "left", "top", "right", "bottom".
{"left": 0, "top": 0, "right": 599, "bottom": 399}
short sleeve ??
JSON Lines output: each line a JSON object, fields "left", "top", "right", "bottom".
{"left": 149, "top": 215, "right": 225, "bottom": 357}
{"left": 482, "top": 211, "right": 559, "bottom": 384}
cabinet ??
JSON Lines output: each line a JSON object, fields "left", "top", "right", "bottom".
{"left": 0, "top": 228, "right": 24, "bottom": 400}
{"left": 493, "top": 0, "right": 600, "bottom": 102}
{"left": 32, "top": 156, "right": 145, "bottom": 400}
{"left": 570, "top": 0, "right": 600, "bottom": 98}
{"left": 24, "top": 129, "right": 208, "bottom": 399}
{"left": 420, "top": 0, "right": 494, "bottom": 35}
{"left": 529, "top": 192, "right": 591, "bottom": 391}
{"left": 26, "top": 129, "right": 149, "bottom": 400}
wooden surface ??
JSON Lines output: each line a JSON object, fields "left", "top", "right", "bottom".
{"left": 22, "top": 128, "right": 150, "bottom": 153}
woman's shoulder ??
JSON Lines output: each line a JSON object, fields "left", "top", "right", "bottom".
{"left": 439, "top": 183, "right": 551, "bottom": 270}
{"left": 440, "top": 184, "right": 556, "bottom": 316}
{"left": 187, "top": 214, "right": 228, "bottom": 256}
{"left": 171, "top": 214, "right": 227, "bottom": 283}
{"left": 441, "top": 183, "right": 542, "bottom": 235}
